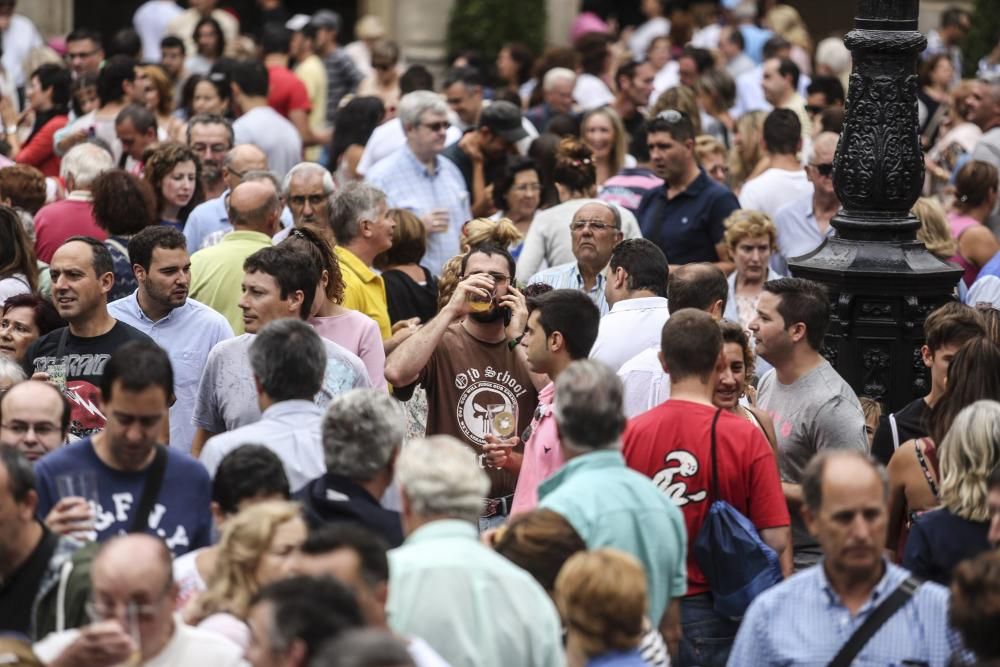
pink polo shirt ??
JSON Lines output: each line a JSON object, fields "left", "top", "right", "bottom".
{"left": 510, "top": 382, "right": 562, "bottom": 516}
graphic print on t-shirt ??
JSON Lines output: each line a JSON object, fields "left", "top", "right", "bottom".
{"left": 31, "top": 353, "right": 111, "bottom": 437}
{"left": 454, "top": 365, "right": 530, "bottom": 446}
{"left": 652, "top": 450, "right": 708, "bottom": 506}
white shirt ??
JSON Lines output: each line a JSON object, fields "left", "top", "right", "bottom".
{"left": 573, "top": 73, "right": 615, "bottom": 111}
{"left": 617, "top": 346, "right": 670, "bottom": 418}
{"left": 738, "top": 168, "right": 813, "bottom": 219}
{"left": 109, "top": 292, "right": 234, "bottom": 453}
{"left": 357, "top": 117, "right": 463, "bottom": 177}
{"left": 2, "top": 14, "right": 43, "bottom": 89}
{"left": 233, "top": 106, "right": 302, "bottom": 179}
{"left": 133, "top": 0, "right": 183, "bottom": 62}
{"left": 590, "top": 296, "right": 670, "bottom": 372}
{"left": 629, "top": 17, "right": 670, "bottom": 60}
{"left": 34, "top": 619, "right": 243, "bottom": 667}
{"left": 200, "top": 399, "right": 325, "bottom": 492}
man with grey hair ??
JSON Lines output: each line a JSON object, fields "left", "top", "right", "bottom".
{"left": 387, "top": 435, "right": 563, "bottom": 667}
{"left": 729, "top": 450, "right": 955, "bottom": 666}
{"left": 527, "top": 201, "right": 625, "bottom": 315}
{"left": 525, "top": 67, "right": 576, "bottom": 133}
{"left": 190, "top": 180, "right": 282, "bottom": 333}
{"left": 365, "top": 91, "right": 472, "bottom": 274}
{"left": 296, "top": 389, "right": 405, "bottom": 547}
{"left": 33, "top": 143, "right": 115, "bottom": 263}
{"left": 199, "top": 318, "right": 328, "bottom": 492}
{"left": 274, "top": 161, "right": 337, "bottom": 245}
{"left": 538, "top": 359, "right": 687, "bottom": 657}
{"left": 332, "top": 182, "right": 413, "bottom": 348}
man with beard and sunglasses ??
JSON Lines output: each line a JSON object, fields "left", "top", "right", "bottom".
{"left": 771, "top": 131, "right": 840, "bottom": 274}
{"left": 385, "top": 243, "right": 542, "bottom": 531}
{"left": 109, "top": 226, "right": 233, "bottom": 453}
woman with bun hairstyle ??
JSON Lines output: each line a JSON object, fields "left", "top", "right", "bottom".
{"left": 515, "top": 137, "right": 642, "bottom": 281}
{"left": 947, "top": 160, "right": 1000, "bottom": 288}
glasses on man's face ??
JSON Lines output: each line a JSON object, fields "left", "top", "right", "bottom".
{"left": 1, "top": 420, "right": 61, "bottom": 438}
{"left": 419, "top": 121, "right": 451, "bottom": 133}
{"left": 810, "top": 162, "right": 834, "bottom": 178}
{"left": 192, "top": 143, "right": 229, "bottom": 155}
{"left": 570, "top": 219, "right": 618, "bottom": 232}
{"left": 289, "top": 193, "right": 327, "bottom": 208}
{"left": 86, "top": 598, "right": 161, "bottom": 623}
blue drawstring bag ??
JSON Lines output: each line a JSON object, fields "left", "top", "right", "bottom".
{"left": 693, "top": 409, "right": 783, "bottom": 620}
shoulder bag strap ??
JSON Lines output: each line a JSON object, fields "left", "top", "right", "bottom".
{"left": 129, "top": 445, "right": 167, "bottom": 533}
{"left": 827, "top": 576, "right": 921, "bottom": 667}
{"left": 708, "top": 408, "right": 722, "bottom": 502}
{"left": 888, "top": 413, "right": 900, "bottom": 451}
{"left": 55, "top": 327, "right": 69, "bottom": 360}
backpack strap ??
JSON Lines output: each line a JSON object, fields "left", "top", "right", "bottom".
{"left": 827, "top": 575, "right": 921, "bottom": 667}
{"left": 888, "top": 413, "right": 900, "bottom": 451}
{"left": 708, "top": 408, "right": 722, "bottom": 502}
{"left": 129, "top": 446, "right": 167, "bottom": 533}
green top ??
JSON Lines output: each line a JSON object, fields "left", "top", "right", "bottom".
{"left": 189, "top": 230, "right": 273, "bottom": 335}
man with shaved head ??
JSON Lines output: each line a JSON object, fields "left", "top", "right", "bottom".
{"left": 190, "top": 180, "right": 282, "bottom": 333}
{"left": 184, "top": 142, "right": 286, "bottom": 252}
{"left": 33, "top": 534, "right": 242, "bottom": 666}
{"left": 772, "top": 131, "right": 841, "bottom": 274}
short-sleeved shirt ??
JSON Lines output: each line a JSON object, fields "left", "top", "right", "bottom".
{"left": 871, "top": 397, "right": 930, "bottom": 466}
{"left": 412, "top": 323, "right": 538, "bottom": 498}
{"left": 903, "top": 508, "right": 990, "bottom": 585}
{"left": 510, "top": 382, "right": 559, "bottom": 516}
{"left": 33, "top": 195, "right": 107, "bottom": 263}
{"left": 622, "top": 401, "right": 789, "bottom": 595}
{"left": 33, "top": 438, "right": 213, "bottom": 556}
{"left": 189, "top": 230, "right": 273, "bottom": 334}
{"left": 772, "top": 194, "right": 835, "bottom": 274}
{"left": 589, "top": 296, "right": 670, "bottom": 371}
{"left": 336, "top": 245, "right": 392, "bottom": 340}
{"left": 636, "top": 170, "right": 740, "bottom": 265}
{"left": 23, "top": 322, "right": 154, "bottom": 439}
{"left": 266, "top": 64, "right": 311, "bottom": 119}
{"left": 310, "top": 310, "right": 387, "bottom": 391}
{"left": 756, "top": 360, "right": 868, "bottom": 555}
{"left": 295, "top": 54, "right": 328, "bottom": 162}
{"left": 323, "top": 49, "right": 363, "bottom": 126}
{"left": 738, "top": 168, "right": 813, "bottom": 219}
{"left": 232, "top": 106, "right": 302, "bottom": 179}
{"left": 539, "top": 450, "right": 687, "bottom": 625}
{"left": 193, "top": 333, "right": 371, "bottom": 434}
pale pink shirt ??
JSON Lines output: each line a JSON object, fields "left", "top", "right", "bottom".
{"left": 310, "top": 311, "right": 387, "bottom": 390}
{"left": 510, "top": 382, "right": 561, "bottom": 516}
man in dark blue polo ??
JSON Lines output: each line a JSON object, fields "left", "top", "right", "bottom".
{"left": 636, "top": 111, "right": 740, "bottom": 272}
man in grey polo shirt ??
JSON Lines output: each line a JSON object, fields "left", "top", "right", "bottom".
{"left": 771, "top": 131, "right": 839, "bottom": 274}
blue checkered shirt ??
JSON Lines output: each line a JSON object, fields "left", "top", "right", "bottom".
{"left": 365, "top": 144, "right": 471, "bottom": 275}
{"left": 728, "top": 559, "right": 960, "bottom": 667}
{"left": 527, "top": 261, "right": 609, "bottom": 315}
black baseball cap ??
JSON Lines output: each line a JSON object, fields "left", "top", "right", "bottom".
{"left": 479, "top": 101, "right": 528, "bottom": 143}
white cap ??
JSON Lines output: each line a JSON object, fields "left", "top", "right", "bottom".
{"left": 285, "top": 14, "right": 311, "bottom": 32}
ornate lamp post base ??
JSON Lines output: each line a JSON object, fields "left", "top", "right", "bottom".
{"left": 787, "top": 0, "right": 962, "bottom": 411}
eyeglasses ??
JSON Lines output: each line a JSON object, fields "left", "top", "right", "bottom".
{"left": 810, "top": 162, "right": 834, "bottom": 177}
{"left": 192, "top": 143, "right": 230, "bottom": 154}
{"left": 656, "top": 109, "right": 687, "bottom": 123}
{"left": 511, "top": 183, "right": 542, "bottom": 193}
{"left": 463, "top": 271, "right": 510, "bottom": 284}
{"left": 1, "top": 421, "right": 61, "bottom": 437}
{"left": 570, "top": 220, "right": 619, "bottom": 232}
{"left": 805, "top": 104, "right": 825, "bottom": 116}
{"left": 419, "top": 121, "right": 451, "bottom": 133}
{"left": 289, "top": 194, "right": 328, "bottom": 207}
{"left": 86, "top": 599, "right": 161, "bottom": 623}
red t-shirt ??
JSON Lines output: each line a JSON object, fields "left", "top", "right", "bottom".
{"left": 267, "top": 65, "right": 311, "bottom": 119}
{"left": 622, "top": 400, "right": 789, "bottom": 595}
{"left": 33, "top": 197, "right": 107, "bottom": 263}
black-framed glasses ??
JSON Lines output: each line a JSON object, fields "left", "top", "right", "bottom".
{"left": 419, "top": 120, "right": 451, "bottom": 133}
{"left": 570, "top": 220, "right": 618, "bottom": 232}
{"left": 289, "top": 194, "right": 328, "bottom": 207}
{"left": 811, "top": 163, "right": 834, "bottom": 177}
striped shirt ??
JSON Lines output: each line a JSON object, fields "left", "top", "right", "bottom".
{"left": 527, "top": 261, "right": 609, "bottom": 315}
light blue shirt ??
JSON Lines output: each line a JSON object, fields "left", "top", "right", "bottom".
{"left": 108, "top": 292, "right": 234, "bottom": 453}
{"left": 771, "top": 194, "right": 834, "bottom": 275}
{"left": 728, "top": 560, "right": 959, "bottom": 667}
{"left": 539, "top": 449, "right": 687, "bottom": 626}
{"left": 365, "top": 144, "right": 471, "bottom": 276}
{"left": 528, "top": 261, "right": 610, "bottom": 315}
{"left": 199, "top": 400, "right": 324, "bottom": 493}
{"left": 184, "top": 190, "right": 293, "bottom": 252}
{"left": 387, "top": 519, "right": 563, "bottom": 667}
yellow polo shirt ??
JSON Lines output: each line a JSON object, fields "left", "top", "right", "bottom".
{"left": 189, "top": 230, "right": 273, "bottom": 335}
{"left": 336, "top": 245, "right": 392, "bottom": 340}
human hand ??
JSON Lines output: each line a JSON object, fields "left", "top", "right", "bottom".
{"left": 458, "top": 131, "right": 483, "bottom": 162}
{"left": 497, "top": 285, "right": 527, "bottom": 337}
{"left": 445, "top": 272, "right": 496, "bottom": 317}
{"left": 388, "top": 318, "right": 421, "bottom": 345}
{"left": 50, "top": 621, "right": 136, "bottom": 667}
{"left": 483, "top": 434, "right": 519, "bottom": 470}
{"left": 45, "top": 497, "right": 94, "bottom": 537}
{"left": 420, "top": 209, "right": 450, "bottom": 234}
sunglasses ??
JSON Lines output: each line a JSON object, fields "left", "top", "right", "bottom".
{"left": 811, "top": 162, "right": 834, "bottom": 177}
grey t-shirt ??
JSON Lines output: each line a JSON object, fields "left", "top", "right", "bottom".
{"left": 232, "top": 106, "right": 303, "bottom": 179}
{"left": 193, "top": 333, "right": 372, "bottom": 434}
{"left": 756, "top": 359, "right": 868, "bottom": 561}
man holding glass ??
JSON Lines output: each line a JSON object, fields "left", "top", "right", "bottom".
{"left": 385, "top": 243, "right": 542, "bottom": 530}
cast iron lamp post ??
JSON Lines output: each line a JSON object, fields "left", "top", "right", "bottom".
{"left": 788, "top": 0, "right": 962, "bottom": 411}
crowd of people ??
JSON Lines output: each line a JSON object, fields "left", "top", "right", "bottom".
{"left": 1, "top": 0, "right": 1000, "bottom": 665}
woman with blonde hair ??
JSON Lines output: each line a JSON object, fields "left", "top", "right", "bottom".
{"left": 185, "top": 500, "right": 306, "bottom": 649}
{"left": 580, "top": 107, "right": 629, "bottom": 187}
{"left": 903, "top": 400, "right": 999, "bottom": 584}
{"left": 695, "top": 135, "right": 730, "bottom": 186}
{"left": 765, "top": 5, "right": 813, "bottom": 75}
{"left": 722, "top": 210, "right": 781, "bottom": 331}
{"left": 556, "top": 548, "right": 649, "bottom": 667}
{"left": 729, "top": 110, "right": 769, "bottom": 193}
{"left": 650, "top": 85, "right": 702, "bottom": 135}
{"left": 912, "top": 197, "right": 958, "bottom": 260}
{"left": 437, "top": 217, "right": 523, "bottom": 312}
{"left": 140, "top": 65, "right": 185, "bottom": 142}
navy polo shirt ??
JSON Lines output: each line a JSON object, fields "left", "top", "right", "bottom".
{"left": 637, "top": 169, "right": 740, "bottom": 265}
